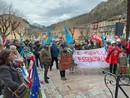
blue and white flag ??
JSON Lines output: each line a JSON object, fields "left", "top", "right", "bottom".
{"left": 101, "top": 35, "right": 107, "bottom": 52}
{"left": 64, "top": 26, "right": 74, "bottom": 46}
{"left": 29, "top": 64, "right": 41, "bottom": 98}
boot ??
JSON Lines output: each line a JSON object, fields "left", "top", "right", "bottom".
{"left": 44, "top": 70, "right": 49, "bottom": 83}
{"left": 56, "top": 66, "right": 59, "bottom": 69}
{"left": 45, "top": 79, "right": 49, "bottom": 83}
{"left": 61, "top": 77, "right": 67, "bottom": 81}
{"left": 50, "top": 66, "right": 52, "bottom": 71}
{"left": 63, "top": 77, "right": 67, "bottom": 80}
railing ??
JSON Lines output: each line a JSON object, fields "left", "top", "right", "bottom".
{"left": 101, "top": 69, "right": 130, "bottom": 98}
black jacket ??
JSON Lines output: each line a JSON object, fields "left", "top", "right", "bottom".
{"left": 75, "top": 45, "right": 82, "bottom": 50}
{"left": 0, "top": 64, "right": 24, "bottom": 98}
{"left": 33, "top": 45, "right": 42, "bottom": 57}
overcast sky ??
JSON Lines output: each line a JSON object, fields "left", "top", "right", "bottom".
{"left": 3, "top": 0, "right": 107, "bottom": 26}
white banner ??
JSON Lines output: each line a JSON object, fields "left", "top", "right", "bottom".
{"left": 73, "top": 48, "right": 109, "bottom": 68}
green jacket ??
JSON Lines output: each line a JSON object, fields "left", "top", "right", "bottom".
{"left": 40, "top": 47, "right": 52, "bottom": 65}
{"left": 59, "top": 49, "right": 69, "bottom": 55}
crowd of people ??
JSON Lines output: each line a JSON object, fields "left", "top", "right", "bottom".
{"left": 106, "top": 38, "right": 130, "bottom": 75}
{"left": 0, "top": 36, "right": 130, "bottom": 98}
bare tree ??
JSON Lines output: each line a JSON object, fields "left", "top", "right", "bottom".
{"left": 0, "top": 0, "right": 8, "bottom": 15}
{"left": 8, "top": 4, "right": 21, "bottom": 39}
{"left": 23, "top": 28, "right": 33, "bottom": 39}
{"left": 0, "top": 14, "right": 11, "bottom": 37}
{"left": 0, "top": 1, "right": 23, "bottom": 38}
{"left": 0, "top": 0, "right": 10, "bottom": 37}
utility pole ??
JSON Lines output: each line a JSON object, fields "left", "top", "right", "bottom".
{"left": 126, "top": 0, "right": 130, "bottom": 40}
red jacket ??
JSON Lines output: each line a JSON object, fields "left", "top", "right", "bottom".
{"left": 125, "top": 42, "right": 130, "bottom": 53}
{"left": 106, "top": 45, "right": 120, "bottom": 64}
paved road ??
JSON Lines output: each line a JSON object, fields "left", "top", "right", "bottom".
{"left": 1, "top": 66, "right": 129, "bottom": 98}
{"left": 38, "top": 66, "right": 130, "bottom": 98}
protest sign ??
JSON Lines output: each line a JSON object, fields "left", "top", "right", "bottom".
{"left": 73, "top": 48, "right": 109, "bottom": 68}
{"left": 59, "top": 54, "right": 73, "bottom": 71}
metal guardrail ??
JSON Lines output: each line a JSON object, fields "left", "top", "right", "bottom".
{"left": 100, "top": 68, "right": 130, "bottom": 98}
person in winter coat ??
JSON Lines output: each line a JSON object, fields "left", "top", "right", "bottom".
{"left": 116, "top": 39, "right": 122, "bottom": 49}
{"left": 118, "top": 48, "right": 127, "bottom": 74}
{"left": 10, "top": 45, "right": 24, "bottom": 65}
{"left": 125, "top": 38, "right": 130, "bottom": 67}
{"left": 59, "top": 45, "right": 69, "bottom": 80}
{"left": 106, "top": 41, "right": 121, "bottom": 74}
{"left": 50, "top": 41, "right": 59, "bottom": 70}
{"left": 5, "top": 40, "right": 10, "bottom": 49}
{"left": 13, "top": 40, "right": 23, "bottom": 53}
{"left": 0, "top": 43, "right": 4, "bottom": 95}
{"left": 0, "top": 49, "right": 27, "bottom": 98}
{"left": 75, "top": 42, "right": 82, "bottom": 50}
{"left": 33, "top": 41, "right": 43, "bottom": 68}
{"left": 69, "top": 42, "right": 76, "bottom": 73}
{"left": 40, "top": 43, "right": 52, "bottom": 83}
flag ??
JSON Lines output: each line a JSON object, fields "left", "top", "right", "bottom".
{"left": 21, "top": 64, "right": 29, "bottom": 78}
{"left": 20, "top": 47, "right": 35, "bottom": 88}
{"left": 2, "top": 36, "right": 6, "bottom": 45}
{"left": 29, "top": 64, "right": 41, "bottom": 98}
{"left": 43, "top": 29, "right": 52, "bottom": 46}
{"left": 20, "top": 47, "right": 24, "bottom": 57}
{"left": 64, "top": 26, "right": 74, "bottom": 45}
{"left": 91, "top": 33, "right": 102, "bottom": 42}
{"left": 19, "top": 47, "right": 29, "bottom": 78}
{"left": 0, "top": 35, "right": 2, "bottom": 44}
{"left": 27, "top": 55, "right": 35, "bottom": 88}
{"left": 0, "top": 35, "right": 6, "bottom": 45}
{"left": 101, "top": 35, "right": 108, "bottom": 52}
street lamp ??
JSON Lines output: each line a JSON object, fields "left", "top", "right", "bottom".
{"left": 126, "top": 0, "right": 130, "bottom": 40}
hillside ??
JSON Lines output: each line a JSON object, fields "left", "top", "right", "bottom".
{"left": 49, "top": 0, "right": 127, "bottom": 31}
{"left": 30, "top": 23, "right": 47, "bottom": 31}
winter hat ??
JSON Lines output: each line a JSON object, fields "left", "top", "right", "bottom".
{"left": 111, "top": 40, "right": 116, "bottom": 44}
{"left": 116, "top": 38, "right": 121, "bottom": 42}
{"left": 10, "top": 45, "right": 17, "bottom": 50}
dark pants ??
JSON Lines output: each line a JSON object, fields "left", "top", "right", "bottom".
{"left": 127, "top": 53, "right": 130, "bottom": 64}
{"left": 35, "top": 56, "right": 43, "bottom": 68}
{"left": 60, "top": 70, "right": 65, "bottom": 77}
{"left": 110, "top": 64, "right": 117, "bottom": 74}
{"left": 43, "top": 64, "right": 49, "bottom": 81}
{"left": 0, "top": 85, "right": 3, "bottom": 95}
{"left": 0, "top": 80, "right": 4, "bottom": 95}
{"left": 50, "top": 57, "right": 58, "bottom": 70}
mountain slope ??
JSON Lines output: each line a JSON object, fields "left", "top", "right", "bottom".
{"left": 49, "top": 0, "right": 127, "bottom": 31}
{"left": 30, "top": 23, "right": 47, "bottom": 31}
